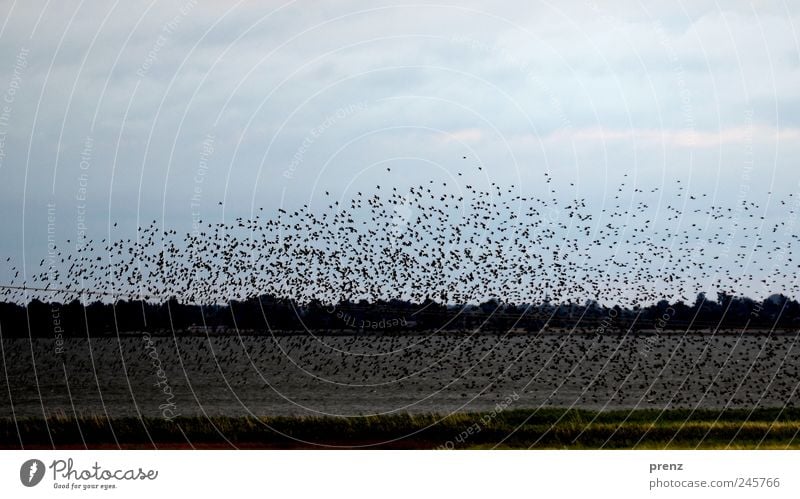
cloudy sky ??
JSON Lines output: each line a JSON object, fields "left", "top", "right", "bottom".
{"left": 1, "top": 0, "right": 799, "bottom": 286}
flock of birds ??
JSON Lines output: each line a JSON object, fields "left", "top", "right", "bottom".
{"left": 2, "top": 168, "right": 799, "bottom": 310}
{"left": 2, "top": 164, "right": 800, "bottom": 418}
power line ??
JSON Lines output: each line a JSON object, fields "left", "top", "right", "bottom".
{"left": 0, "top": 284, "right": 153, "bottom": 299}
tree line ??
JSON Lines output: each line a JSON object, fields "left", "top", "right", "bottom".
{"left": 1, "top": 291, "right": 798, "bottom": 337}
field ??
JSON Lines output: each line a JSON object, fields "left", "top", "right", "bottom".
{"left": 2, "top": 331, "right": 800, "bottom": 448}
{"left": 4, "top": 408, "right": 800, "bottom": 449}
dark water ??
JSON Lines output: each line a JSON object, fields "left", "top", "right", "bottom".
{"left": 2, "top": 332, "right": 799, "bottom": 418}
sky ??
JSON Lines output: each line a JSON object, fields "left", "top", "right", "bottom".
{"left": 0, "top": 0, "right": 799, "bottom": 298}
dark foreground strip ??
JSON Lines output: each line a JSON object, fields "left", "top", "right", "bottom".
{"left": 2, "top": 408, "right": 800, "bottom": 449}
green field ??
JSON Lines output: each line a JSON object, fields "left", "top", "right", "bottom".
{"left": 3, "top": 408, "right": 800, "bottom": 449}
